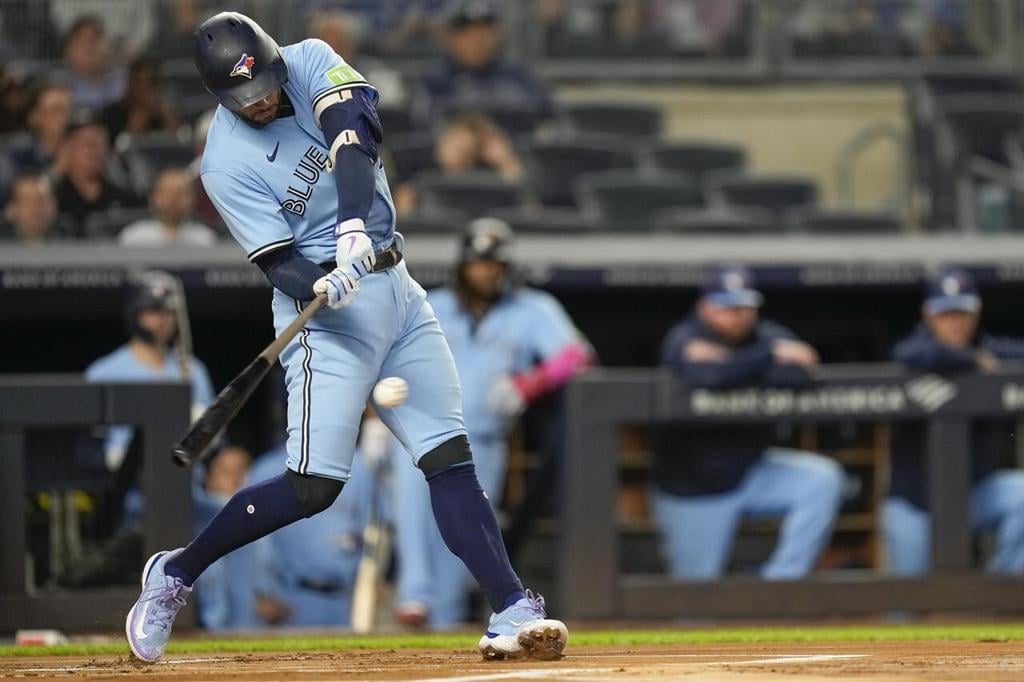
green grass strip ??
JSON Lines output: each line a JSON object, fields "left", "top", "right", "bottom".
{"left": 3, "top": 623, "right": 1024, "bottom": 658}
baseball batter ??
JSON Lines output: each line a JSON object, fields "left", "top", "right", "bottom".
{"left": 125, "top": 12, "right": 566, "bottom": 663}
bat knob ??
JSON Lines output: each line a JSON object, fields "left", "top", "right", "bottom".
{"left": 171, "top": 446, "right": 192, "bottom": 468}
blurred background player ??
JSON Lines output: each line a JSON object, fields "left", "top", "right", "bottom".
{"left": 70, "top": 271, "right": 216, "bottom": 587}
{"left": 393, "top": 218, "right": 591, "bottom": 629}
{"left": 654, "top": 266, "right": 844, "bottom": 579}
{"left": 191, "top": 445, "right": 265, "bottom": 630}
{"left": 245, "top": 412, "right": 396, "bottom": 628}
{"left": 885, "top": 268, "right": 1024, "bottom": 575}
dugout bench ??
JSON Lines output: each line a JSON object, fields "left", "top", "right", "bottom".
{"left": 561, "top": 366, "right": 1024, "bottom": 619}
{"left": 0, "top": 377, "right": 192, "bottom": 632}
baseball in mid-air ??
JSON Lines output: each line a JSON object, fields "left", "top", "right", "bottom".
{"left": 373, "top": 376, "right": 409, "bottom": 408}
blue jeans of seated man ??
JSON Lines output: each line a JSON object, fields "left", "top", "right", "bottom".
{"left": 883, "top": 470, "right": 1024, "bottom": 575}
{"left": 652, "top": 448, "right": 845, "bottom": 580}
{"left": 393, "top": 435, "right": 507, "bottom": 628}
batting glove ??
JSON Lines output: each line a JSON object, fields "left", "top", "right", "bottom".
{"left": 314, "top": 268, "right": 360, "bottom": 310}
{"left": 487, "top": 374, "right": 527, "bottom": 417}
{"left": 335, "top": 219, "right": 376, "bottom": 279}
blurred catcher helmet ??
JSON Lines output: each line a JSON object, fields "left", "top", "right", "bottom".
{"left": 125, "top": 271, "right": 181, "bottom": 344}
{"left": 193, "top": 12, "right": 288, "bottom": 112}
{"left": 459, "top": 217, "right": 514, "bottom": 264}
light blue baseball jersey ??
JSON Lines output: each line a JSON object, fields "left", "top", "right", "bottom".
{"left": 200, "top": 39, "right": 396, "bottom": 264}
{"left": 427, "top": 286, "right": 581, "bottom": 439}
{"left": 85, "top": 345, "right": 215, "bottom": 460}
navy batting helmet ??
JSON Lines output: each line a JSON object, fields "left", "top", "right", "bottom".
{"left": 125, "top": 272, "right": 180, "bottom": 342}
{"left": 193, "top": 12, "right": 287, "bottom": 111}
{"left": 460, "top": 218, "right": 514, "bottom": 264}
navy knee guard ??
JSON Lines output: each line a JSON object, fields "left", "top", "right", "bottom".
{"left": 418, "top": 434, "right": 473, "bottom": 476}
{"left": 285, "top": 469, "right": 344, "bottom": 517}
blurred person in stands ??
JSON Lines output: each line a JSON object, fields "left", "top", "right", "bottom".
{"left": 393, "top": 113, "right": 524, "bottom": 215}
{"left": 246, "top": 414, "right": 396, "bottom": 627}
{"left": 0, "top": 82, "right": 73, "bottom": 192}
{"left": 655, "top": 266, "right": 844, "bottom": 579}
{"left": 192, "top": 445, "right": 267, "bottom": 630}
{"left": 3, "top": 174, "right": 67, "bottom": 244}
{"left": 392, "top": 219, "right": 591, "bottom": 628}
{"left": 59, "top": 16, "right": 126, "bottom": 109}
{"left": 119, "top": 168, "right": 217, "bottom": 247}
{"left": 51, "top": 1, "right": 156, "bottom": 59}
{"left": 885, "top": 268, "right": 1024, "bottom": 575}
{"left": 310, "top": 10, "right": 407, "bottom": 109}
{"left": 0, "top": 66, "right": 33, "bottom": 134}
{"left": 54, "top": 117, "right": 139, "bottom": 236}
{"left": 420, "top": 0, "right": 554, "bottom": 131}
{"left": 101, "top": 56, "right": 181, "bottom": 143}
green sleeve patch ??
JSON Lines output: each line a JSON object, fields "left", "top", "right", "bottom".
{"left": 325, "top": 64, "right": 366, "bottom": 86}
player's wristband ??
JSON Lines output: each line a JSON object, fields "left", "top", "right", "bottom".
{"left": 334, "top": 218, "right": 366, "bottom": 239}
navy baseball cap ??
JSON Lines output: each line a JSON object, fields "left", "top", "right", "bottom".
{"left": 701, "top": 266, "right": 764, "bottom": 309}
{"left": 446, "top": 0, "right": 501, "bottom": 26}
{"left": 925, "top": 268, "right": 981, "bottom": 314}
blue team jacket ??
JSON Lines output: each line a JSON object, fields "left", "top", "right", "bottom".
{"left": 890, "top": 324, "right": 1024, "bottom": 509}
{"left": 655, "top": 315, "right": 812, "bottom": 496}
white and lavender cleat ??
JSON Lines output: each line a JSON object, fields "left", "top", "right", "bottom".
{"left": 478, "top": 590, "right": 568, "bottom": 661}
{"left": 125, "top": 549, "right": 191, "bottom": 663}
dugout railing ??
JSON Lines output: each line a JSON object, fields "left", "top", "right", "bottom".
{"left": 561, "top": 366, "right": 1024, "bottom": 619}
{"left": 0, "top": 377, "right": 192, "bottom": 632}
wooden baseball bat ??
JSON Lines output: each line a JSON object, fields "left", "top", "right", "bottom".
{"left": 171, "top": 295, "right": 327, "bottom": 467}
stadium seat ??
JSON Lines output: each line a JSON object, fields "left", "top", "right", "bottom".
{"left": 526, "top": 134, "right": 638, "bottom": 207}
{"left": 706, "top": 174, "right": 818, "bottom": 218}
{"left": 790, "top": 208, "right": 904, "bottom": 234}
{"left": 84, "top": 207, "right": 151, "bottom": 240}
{"left": 396, "top": 206, "right": 466, "bottom": 235}
{"left": 562, "top": 101, "right": 663, "bottom": 138}
{"left": 647, "top": 140, "right": 746, "bottom": 179}
{"left": 119, "top": 132, "right": 196, "bottom": 196}
{"left": 437, "top": 102, "right": 545, "bottom": 137}
{"left": 485, "top": 206, "right": 601, "bottom": 234}
{"left": 654, "top": 207, "right": 779, "bottom": 235}
{"left": 382, "top": 132, "right": 437, "bottom": 184}
{"left": 415, "top": 171, "right": 524, "bottom": 218}
{"left": 378, "top": 105, "right": 416, "bottom": 137}
{"left": 574, "top": 170, "right": 702, "bottom": 231}
{"left": 937, "top": 93, "right": 1024, "bottom": 165}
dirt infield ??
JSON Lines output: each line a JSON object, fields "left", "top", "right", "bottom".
{"left": 3, "top": 641, "right": 1024, "bottom": 681}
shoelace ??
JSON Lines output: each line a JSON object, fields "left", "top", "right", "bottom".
{"left": 523, "top": 589, "right": 547, "bottom": 618}
{"left": 140, "top": 579, "right": 189, "bottom": 631}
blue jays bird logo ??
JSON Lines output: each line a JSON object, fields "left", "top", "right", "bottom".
{"left": 230, "top": 53, "right": 256, "bottom": 79}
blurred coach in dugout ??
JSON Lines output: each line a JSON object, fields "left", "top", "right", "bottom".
{"left": 654, "top": 266, "right": 844, "bottom": 580}
{"left": 885, "top": 268, "right": 1024, "bottom": 575}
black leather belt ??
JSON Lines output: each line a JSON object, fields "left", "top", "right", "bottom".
{"left": 296, "top": 577, "right": 345, "bottom": 594}
{"left": 320, "top": 242, "right": 402, "bottom": 274}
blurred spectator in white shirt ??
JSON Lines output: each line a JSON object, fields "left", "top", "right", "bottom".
{"left": 59, "top": 16, "right": 127, "bottom": 109}
{"left": 119, "top": 168, "right": 217, "bottom": 247}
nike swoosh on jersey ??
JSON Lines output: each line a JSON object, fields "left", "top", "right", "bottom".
{"left": 267, "top": 141, "right": 280, "bottom": 163}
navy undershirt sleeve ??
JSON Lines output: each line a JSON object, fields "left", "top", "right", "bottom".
{"left": 253, "top": 246, "right": 324, "bottom": 300}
